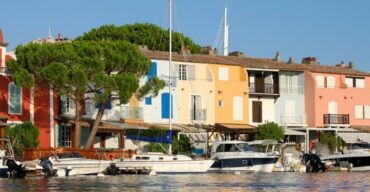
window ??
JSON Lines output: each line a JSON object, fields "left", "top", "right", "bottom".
{"left": 345, "top": 77, "right": 365, "bottom": 88}
{"left": 145, "top": 97, "right": 152, "bottom": 105}
{"left": 365, "top": 106, "right": 370, "bottom": 119}
{"left": 326, "top": 76, "right": 335, "bottom": 88}
{"left": 59, "top": 124, "right": 71, "bottom": 147}
{"left": 218, "top": 100, "right": 224, "bottom": 108}
{"left": 179, "top": 64, "right": 187, "bottom": 80}
{"left": 316, "top": 75, "right": 324, "bottom": 88}
{"left": 218, "top": 67, "right": 229, "bottom": 81}
{"left": 147, "top": 62, "right": 157, "bottom": 80}
{"left": 8, "top": 82, "right": 22, "bottom": 114}
{"left": 355, "top": 105, "right": 364, "bottom": 119}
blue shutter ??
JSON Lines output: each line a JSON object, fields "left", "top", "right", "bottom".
{"left": 145, "top": 97, "right": 152, "bottom": 105}
{"left": 147, "top": 62, "right": 157, "bottom": 80}
{"left": 161, "top": 93, "right": 173, "bottom": 119}
{"left": 80, "top": 127, "right": 90, "bottom": 148}
{"left": 55, "top": 124, "right": 60, "bottom": 147}
{"left": 95, "top": 91, "right": 112, "bottom": 109}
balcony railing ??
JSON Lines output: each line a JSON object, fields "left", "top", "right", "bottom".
{"left": 281, "top": 114, "right": 307, "bottom": 126}
{"left": 121, "top": 106, "right": 143, "bottom": 119}
{"left": 323, "top": 114, "right": 349, "bottom": 125}
{"left": 249, "top": 83, "right": 279, "bottom": 95}
{"left": 279, "top": 86, "right": 304, "bottom": 95}
{"left": 190, "top": 108, "right": 207, "bottom": 121}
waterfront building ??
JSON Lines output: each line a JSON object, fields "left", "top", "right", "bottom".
{"left": 0, "top": 29, "right": 58, "bottom": 148}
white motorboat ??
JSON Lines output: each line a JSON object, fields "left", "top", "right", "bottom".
{"left": 114, "top": 152, "right": 214, "bottom": 174}
{"left": 209, "top": 140, "right": 279, "bottom": 173}
{"left": 0, "top": 138, "right": 26, "bottom": 178}
{"left": 321, "top": 142, "right": 370, "bottom": 171}
{"left": 40, "top": 152, "right": 112, "bottom": 177}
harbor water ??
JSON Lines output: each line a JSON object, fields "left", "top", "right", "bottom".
{"left": 0, "top": 172, "right": 369, "bottom": 191}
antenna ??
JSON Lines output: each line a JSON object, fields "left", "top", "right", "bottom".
{"left": 223, "top": 7, "right": 229, "bottom": 56}
{"left": 48, "top": 27, "right": 53, "bottom": 39}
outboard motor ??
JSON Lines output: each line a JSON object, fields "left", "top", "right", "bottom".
{"left": 301, "top": 153, "right": 327, "bottom": 173}
{"left": 5, "top": 159, "right": 26, "bottom": 178}
{"left": 40, "top": 158, "right": 56, "bottom": 177}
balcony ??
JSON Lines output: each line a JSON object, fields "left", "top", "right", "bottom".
{"left": 281, "top": 114, "right": 307, "bottom": 127}
{"left": 120, "top": 106, "right": 143, "bottom": 124}
{"left": 323, "top": 114, "right": 349, "bottom": 126}
{"left": 190, "top": 108, "right": 207, "bottom": 122}
{"left": 249, "top": 83, "right": 279, "bottom": 96}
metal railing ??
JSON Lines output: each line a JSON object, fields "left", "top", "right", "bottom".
{"left": 190, "top": 108, "right": 207, "bottom": 121}
{"left": 281, "top": 114, "right": 307, "bottom": 126}
{"left": 121, "top": 106, "right": 143, "bottom": 119}
{"left": 249, "top": 83, "right": 279, "bottom": 94}
{"left": 279, "top": 86, "right": 304, "bottom": 95}
{"left": 323, "top": 114, "right": 349, "bottom": 125}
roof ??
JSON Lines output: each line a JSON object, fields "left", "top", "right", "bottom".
{"left": 284, "top": 128, "right": 306, "bottom": 136}
{"left": 142, "top": 50, "right": 241, "bottom": 66}
{"left": 215, "top": 123, "right": 256, "bottom": 134}
{"left": 351, "top": 125, "right": 370, "bottom": 133}
{"left": 152, "top": 123, "right": 206, "bottom": 133}
{"left": 142, "top": 49, "right": 370, "bottom": 77}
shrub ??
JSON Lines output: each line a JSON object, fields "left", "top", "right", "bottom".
{"left": 5, "top": 122, "right": 39, "bottom": 159}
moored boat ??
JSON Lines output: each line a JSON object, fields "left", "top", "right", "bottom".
{"left": 209, "top": 140, "right": 279, "bottom": 173}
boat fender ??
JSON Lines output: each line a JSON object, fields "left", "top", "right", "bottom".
{"left": 149, "top": 170, "right": 157, "bottom": 176}
{"left": 106, "top": 153, "right": 115, "bottom": 161}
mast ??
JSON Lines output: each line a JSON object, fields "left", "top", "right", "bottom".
{"left": 223, "top": 7, "right": 229, "bottom": 56}
{"left": 168, "top": 0, "right": 173, "bottom": 155}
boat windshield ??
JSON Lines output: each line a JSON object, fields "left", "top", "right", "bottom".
{"left": 237, "top": 143, "right": 254, "bottom": 152}
{"left": 348, "top": 142, "right": 370, "bottom": 150}
{"left": 215, "top": 143, "right": 254, "bottom": 152}
{"left": 56, "top": 152, "right": 85, "bottom": 159}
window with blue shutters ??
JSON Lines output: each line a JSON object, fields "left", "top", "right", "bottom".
{"left": 161, "top": 92, "right": 173, "bottom": 119}
{"left": 145, "top": 97, "right": 152, "bottom": 105}
{"left": 95, "top": 91, "right": 112, "bottom": 109}
{"left": 8, "top": 82, "right": 22, "bottom": 114}
{"left": 148, "top": 62, "right": 157, "bottom": 80}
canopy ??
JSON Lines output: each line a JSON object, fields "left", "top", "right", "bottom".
{"left": 284, "top": 128, "right": 306, "bottom": 136}
{"left": 338, "top": 132, "right": 370, "bottom": 143}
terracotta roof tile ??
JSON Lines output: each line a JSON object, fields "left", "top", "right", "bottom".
{"left": 141, "top": 50, "right": 370, "bottom": 77}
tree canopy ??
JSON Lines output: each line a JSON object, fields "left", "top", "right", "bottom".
{"left": 77, "top": 23, "right": 202, "bottom": 53}
{"left": 254, "top": 121, "right": 284, "bottom": 141}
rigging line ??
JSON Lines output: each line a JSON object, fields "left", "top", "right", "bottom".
{"left": 172, "top": 0, "right": 190, "bottom": 63}
{"left": 213, "top": 16, "right": 224, "bottom": 51}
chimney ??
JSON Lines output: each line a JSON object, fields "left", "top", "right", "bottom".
{"left": 287, "top": 57, "right": 294, "bottom": 64}
{"left": 336, "top": 61, "right": 345, "bottom": 68}
{"left": 348, "top": 61, "right": 354, "bottom": 69}
{"left": 274, "top": 51, "right": 281, "bottom": 62}
{"left": 138, "top": 45, "right": 148, "bottom": 52}
{"left": 301, "top": 57, "right": 317, "bottom": 65}
{"left": 228, "top": 51, "right": 245, "bottom": 58}
{"left": 180, "top": 45, "right": 191, "bottom": 55}
{"left": 201, "top": 46, "right": 217, "bottom": 55}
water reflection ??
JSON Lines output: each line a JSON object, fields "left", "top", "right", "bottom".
{"left": 0, "top": 172, "right": 369, "bottom": 191}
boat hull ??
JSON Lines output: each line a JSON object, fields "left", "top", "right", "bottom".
{"left": 116, "top": 159, "right": 214, "bottom": 173}
{"left": 322, "top": 154, "right": 370, "bottom": 171}
{"left": 209, "top": 156, "right": 279, "bottom": 173}
{"left": 49, "top": 159, "right": 112, "bottom": 177}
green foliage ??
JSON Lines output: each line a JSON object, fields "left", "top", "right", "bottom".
{"left": 255, "top": 121, "right": 284, "bottom": 141}
{"left": 77, "top": 23, "right": 202, "bottom": 54}
{"left": 4, "top": 122, "right": 39, "bottom": 159}
{"left": 148, "top": 135, "right": 195, "bottom": 155}
{"left": 319, "top": 132, "right": 343, "bottom": 151}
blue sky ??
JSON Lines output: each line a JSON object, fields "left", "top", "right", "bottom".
{"left": 1, "top": 0, "right": 370, "bottom": 71}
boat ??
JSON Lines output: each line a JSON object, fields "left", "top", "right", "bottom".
{"left": 208, "top": 140, "right": 280, "bottom": 172}
{"left": 40, "top": 152, "right": 113, "bottom": 177}
{"left": 321, "top": 141, "right": 370, "bottom": 171}
{"left": 0, "top": 138, "right": 26, "bottom": 178}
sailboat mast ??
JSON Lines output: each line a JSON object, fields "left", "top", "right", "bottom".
{"left": 168, "top": 0, "right": 173, "bottom": 155}
{"left": 223, "top": 7, "right": 229, "bottom": 56}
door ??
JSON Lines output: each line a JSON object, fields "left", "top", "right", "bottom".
{"left": 328, "top": 101, "right": 338, "bottom": 123}
{"left": 255, "top": 73, "right": 264, "bottom": 93}
{"left": 161, "top": 93, "right": 173, "bottom": 119}
{"left": 191, "top": 95, "right": 202, "bottom": 120}
{"left": 252, "top": 101, "right": 262, "bottom": 123}
{"left": 233, "top": 96, "right": 243, "bottom": 121}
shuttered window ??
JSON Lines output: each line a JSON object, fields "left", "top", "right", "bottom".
{"left": 219, "top": 67, "right": 229, "bottom": 81}
{"left": 357, "top": 78, "right": 365, "bottom": 88}
{"left": 179, "top": 65, "right": 187, "bottom": 80}
{"left": 252, "top": 101, "right": 262, "bottom": 123}
{"left": 9, "top": 82, "right": 22, "bottom": 114}
{"left": 326, "top": 76, "right": 335, "bottom": 88}
{"left": 355, "top": 105, "right": 364, "bottom": 119}
{"left": 365, "top": 106, "right": 370, "bottom": 119}
{"left": 316, "top": 75, "right": 324, "bottom": 88}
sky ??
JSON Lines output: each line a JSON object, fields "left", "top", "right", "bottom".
{"left": 1, "top": 0, "right": 370, "bottom": 71}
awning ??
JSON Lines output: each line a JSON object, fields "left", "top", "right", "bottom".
{"left": 215, "top": 123, "right": 256, "bottom": 134}
{"left": 338, "top": 132, "right": 370, "bottom": 143}
{"left": 284, "top": 128, "right": 306, "bottom": 136}
{"left": 351, "top": 125, "right": 370, "bottom": 133}
{"left": 151, "top": 124, "right": 206, "bottom": 133}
